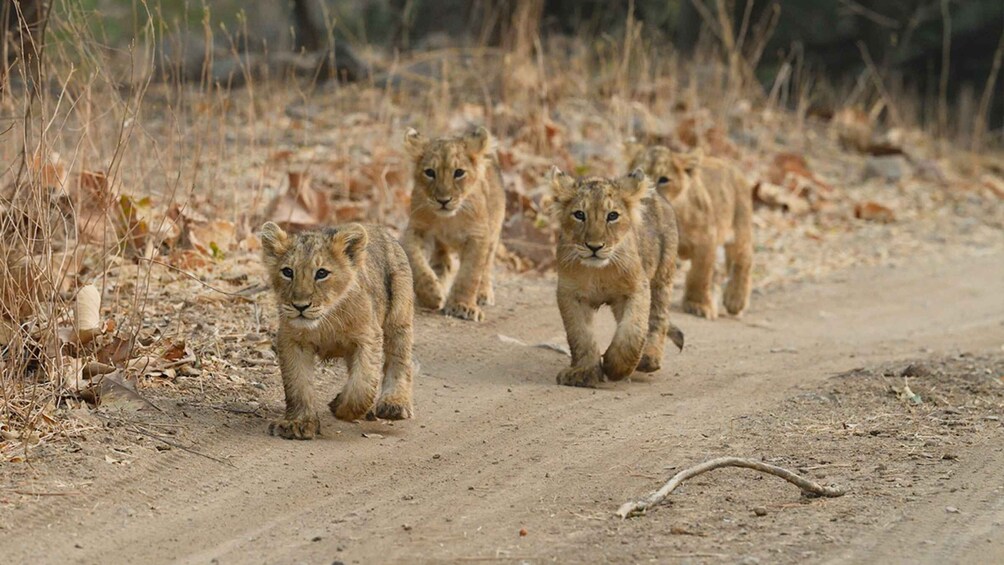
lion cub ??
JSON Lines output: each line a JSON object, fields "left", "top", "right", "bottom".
{"left": 627, "top": 143, "right": 754, "bottom": 318}
{"left": 549, "top": 168, "right": 685, "bottom": 387}
{"left": 402, "top": 126, "right": 506, "bottom": 322}
{"left": 260, "top": 222, "right": 415, "bottom": 440}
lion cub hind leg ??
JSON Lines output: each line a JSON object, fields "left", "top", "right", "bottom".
{"left": 723, "top": 210, "right": 753, "bottom": 316}
{"left": 329, "top": 340, "right": 381, "bottom": 422}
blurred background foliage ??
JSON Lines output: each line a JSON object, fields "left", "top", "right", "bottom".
{"left": 9, "top": 0, "right": 1004, "bottom": 129}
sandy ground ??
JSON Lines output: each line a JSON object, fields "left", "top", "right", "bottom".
{"left": 2, "top": 249, "right": 1003, "bottom": 565}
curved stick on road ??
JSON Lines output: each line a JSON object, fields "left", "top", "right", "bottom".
{"left": 616, "top": 456, "right": 846, "bottom": 519}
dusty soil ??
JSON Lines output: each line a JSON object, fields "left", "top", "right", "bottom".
{"left": 1, "top": 249, "right": 1003, "bottom": 564}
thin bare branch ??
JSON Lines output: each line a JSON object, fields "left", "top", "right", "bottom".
{"left": 617, "top": 457, "right": 846, "bottom": 518}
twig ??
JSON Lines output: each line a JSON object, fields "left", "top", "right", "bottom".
{"left": 937, "top": 0, "right": 952, "bottom": 137}
{"left": 136, "top": 257, "right": 246, "bottom": 297}
{"left": 856, "top": 41, "right": 903, "bottom": 127}
{"left": 616, "top": 457, "right": 846, "bottom": 518}
{"left": 8, "top": 489, "right": 82, "bottom": 496}
{"left": 837, "top": 0, "right": 900, "bottom": 29}
{"left": 130, "top": 426, "right": 234, "bottom": 467}
{"left": 971, "top": 23, "right": 1004, "bottom": 150}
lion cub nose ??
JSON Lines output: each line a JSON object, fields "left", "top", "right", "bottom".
{"left": 436, "top": 197, "right": 452, "bottom": 207}
{"left": 586, "top": 243, "right": 605, "bottom": 253}
{"left": 292, "top": 303, "right": 311, "bottom": 313}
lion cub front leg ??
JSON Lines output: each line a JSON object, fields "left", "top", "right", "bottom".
{"left": 403, "top": 228, "right": 444, "bottom": 310}
{"left": 477, "top": 241, "right": 498, "bottom": 307}
{"left": 329, "top": 337, "right": 382, "bottom": 422}
{"left": 373, "top": 323, "right": 415, "bottom": 420}
{"left": 443, "top": 237, "right": 489, "bottom": 322}
{"left": 429, "top": 239, "right": 455, "bottom": 282}
{"left": 271, "top": 337, "right": 321, "bottom": 440}
{"left": 682, "top": 242, "right": 718, "bottom": 320}
{"left": 603, "top": 290, "right": 651, "bottom": 381}
{"left": 638, "top": 272, "right": 676, "bottom": 373}
{"left": 556, "top": 290, "right": 603, "bottom": 387}
{"left": 723, "top": 215, "right": 753, "bottom": 316}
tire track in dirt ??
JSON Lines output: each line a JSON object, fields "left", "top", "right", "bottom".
{"left": 3, "top": 252, "right": 1003, "bottom": 564}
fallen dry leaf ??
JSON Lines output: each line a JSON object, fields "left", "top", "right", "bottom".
{"left": 188, "top": 220, "right": 237, "bottom": 259}
{"left": 854, "top": 201, "right": 896, "bottom": 223}
{"left": 265, "top": 171, "right": 330, "bottom": 230}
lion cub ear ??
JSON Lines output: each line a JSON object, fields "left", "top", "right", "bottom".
{"left": 617, "top": 168, "right": 652, "bottom": 203}
{"left": 404, "top": 128, "right": 427, "bottom": 159}
{"left": 331, "top": 224, "right": 369, "bottom": 263}
{"left": 672, "top": 149, "right": 703, "bottom": 175}
{"left": 548, "top": 166, "right": 576, "bottom": 202}
{"left": 463, "top": 126, "right": 491, "bottom": 158}
{"left": 260, "top": 222, "right": 289, "bottom": 257}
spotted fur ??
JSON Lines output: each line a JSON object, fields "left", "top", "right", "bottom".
{"left": 626, "top": 143, "right": 754, "bottom": 318}
{"left": 549, "top": 168, "right": 684, "bottom": 387}
{"left": 260, "top": 222, "right": 415, "bottom": 439}
{"left": 401, "top": 126, "right": 505, "bottom": 322}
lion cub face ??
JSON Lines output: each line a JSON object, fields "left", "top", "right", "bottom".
{"left": 625, "top": 143, "right": 702, "bottom": 200}
{"left": 260, "top": 222, "right": 368, "bottom": 328}
{"left": 404, "top": 127, "right": 491, "bottom": 217}
{"left": 549, "top": 168, "right": 650, "bottom": 268}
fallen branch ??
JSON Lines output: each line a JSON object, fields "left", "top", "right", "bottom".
{"left": 616, "top": 457, "right": 846, "bottom": 518}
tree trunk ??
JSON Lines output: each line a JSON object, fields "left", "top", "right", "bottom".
{"left": 291, "top": 0, "right": 367, "bottom": 82}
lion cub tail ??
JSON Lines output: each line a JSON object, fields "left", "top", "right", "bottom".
{"left": 667, "top": 323, "right": 685, "bottom": 352}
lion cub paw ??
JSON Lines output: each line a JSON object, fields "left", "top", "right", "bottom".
{"left": 722, "top": 290, "right": 748, "bottom": 317}
{"left": 372, "top": 398, "right": 414, "bottom": 420}
{"left": 328, "top": 393, "right": 371, "bottom": 422}
{"left": 636, "top": 353, "right": 661, "bottom": 373}
{"left": 477, "top": 285, "right": 495, "bottom": 307}
{"left": 556, "top": 364, "right": 604, "bottom": 388}
{"left": 442, "top": 301, "right": 484, "bottom": 322}
{"left": 269, "top": 416, "right": 320, "bottom": 440}
{"left": 683, "top": 299, "right": 718, "bottom": 320}
{"left": 416, "top": 284, "right": 445, "bottom": 311}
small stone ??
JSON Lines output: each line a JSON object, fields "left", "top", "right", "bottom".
{"left": 402, "top": 524, "right": 412, "bottom": 531}
{"left": 946, "top": 506, "right": 960, "bottom": 514}
{"left": 752, "top": 506, "right": 768, "bottom": 517}
{"left": 901, "top": 363, "right": 931, "bottom": 378}
{"left": 863, "top": 156, "right": 907, "bottom": 183}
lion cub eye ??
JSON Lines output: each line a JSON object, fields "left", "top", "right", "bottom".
{"left": 657, "top": 176, "right": 670, "bottom": 185}
{"left": 453, "top": 169, "right": 465, "bottom": 179}
{"left": 315, "top": 268, "right": 330, "bottom": 281}
{"left": 423, "top": 168, "right": 436, "bottom": 179}
{"left": 606, "top": 211, "right": 620, "bottom": 222}
{"left": 572, "top": 210, "right": 586, "bottom": 221}
{"left": 280, "top": 267, "right": 294, "bottom": 279}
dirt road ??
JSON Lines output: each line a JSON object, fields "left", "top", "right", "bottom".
{"left": 3, "top": 251, "right": 1003, "bottom": 564}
